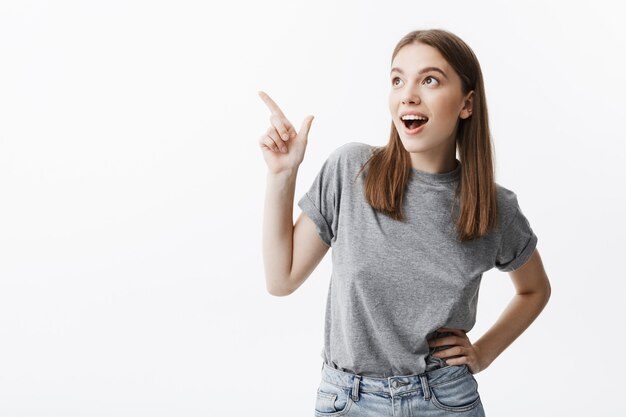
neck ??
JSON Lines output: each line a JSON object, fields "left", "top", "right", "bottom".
{"left": 409, "top": 151, "right": 458, "bottom": 174}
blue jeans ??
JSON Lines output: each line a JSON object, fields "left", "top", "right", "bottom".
{"left": 313, "top": 360, "right": 486, "bottom": 417}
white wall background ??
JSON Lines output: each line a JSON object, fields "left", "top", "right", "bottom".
{"left": 1, "top": 0, "right": 624, "bottom": 416}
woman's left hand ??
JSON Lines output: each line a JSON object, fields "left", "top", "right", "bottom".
{"left": 427, "top": 327, "right": 489, "bottom": 374}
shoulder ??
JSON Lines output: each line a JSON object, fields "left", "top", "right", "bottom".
{"left": 494, "top": 182, "right": 523, "bottom": 227}
{"left": 495, "top": 182, "right": 518, "bottom": 207}
{"left": 327, "top": 141, "right": 377, "bottom": 167}
{"left": 311, "top": 142, "right": 377, "bottom": 186}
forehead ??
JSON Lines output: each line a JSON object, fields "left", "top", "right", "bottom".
{"left": 391, "top": 42, "right": 450, "bottom": 72}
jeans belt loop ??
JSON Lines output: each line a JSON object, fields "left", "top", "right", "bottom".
{"left": 351, "top": 374, "right": 361, "bottom": 402}
{"left": 419, "top": 374, "right": 431, "bottom": 400}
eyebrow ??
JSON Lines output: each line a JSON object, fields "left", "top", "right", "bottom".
{"left": 390, "top": 66, "right": 449, "bottom": 80}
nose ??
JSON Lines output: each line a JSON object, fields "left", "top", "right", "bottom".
{"left": 401, "top": 95, "right": 420, "bottom": 105}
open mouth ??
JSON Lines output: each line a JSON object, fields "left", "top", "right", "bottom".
{"left": 402, "top": 119, "right": 428, "bottom": 129}
{"left": 401, "top": 117, "right": 428, "bottom": 130}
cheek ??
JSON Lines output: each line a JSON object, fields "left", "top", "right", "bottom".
{"left": 431, "top": 99, "right": 460, "bottom": 123}
{"left": 388, "top": 96, "right": 397, "bottom": 116}
{"left": 388, "top": 92, "right": 396, "bottom": 106}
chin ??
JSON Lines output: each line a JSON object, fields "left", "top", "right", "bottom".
{"left": 398, "top": 136, "right": 434, "bottom": 153}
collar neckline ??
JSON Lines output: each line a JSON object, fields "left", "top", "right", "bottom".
{"left": 410, "top": 159, "right": 461, "bottom": 185}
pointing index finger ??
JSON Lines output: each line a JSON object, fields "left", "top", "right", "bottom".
{"left": 258, "top": 90, "right": 286, "bottom": 117}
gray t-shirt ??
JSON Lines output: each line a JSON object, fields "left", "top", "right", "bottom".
{"left": 297, "top": 141, "right": 538, "bottom": 377}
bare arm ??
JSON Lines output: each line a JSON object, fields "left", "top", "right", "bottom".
{"left": 262, "top": 169, "right": 297, "bottom": 296}
{"left": 473, "top": 248, "right": 551, "bottom": 368}
{"left": 288, "top": 210, "right": 330, "bottom": 293}
{"left": 258, "top": 91, "right": 327, "bottom": 296}
{"left": 262, "top": 168, "right": 330, "bottom": 295}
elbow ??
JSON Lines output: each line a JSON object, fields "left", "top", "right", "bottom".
{"left": 544, "top": 279, "right": 552, "bottom": 303}
{"left": 266, "top": 280, "right": 294, "bottom": 297}
{"left": 267, "top": 288, "right": 291, "bottom": 297}
{"left": 534, "top": 278, "right": 551, "bottom": 308}
{"left": 517, "top": 279, "right": 551, "bottom": 306}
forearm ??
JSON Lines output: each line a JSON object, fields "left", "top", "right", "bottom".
{"left": 473, "top": 289, "right": 550, "bottom": 368}
{"left": 262, "top": 169, "right": 297, "bottom": 296}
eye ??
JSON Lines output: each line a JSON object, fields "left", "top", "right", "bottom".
{"left": 392, "top": 77, "right": 402, "bottom": 86}
{"left": 424, "top": 75, "right": 439, "bottom": 85}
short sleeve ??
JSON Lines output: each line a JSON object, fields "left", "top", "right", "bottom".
{"left": 495, "top": 194, "right": 539, "bottom": 272}
{"left": 296, "top": 148, "right": 344, "bottom": 247}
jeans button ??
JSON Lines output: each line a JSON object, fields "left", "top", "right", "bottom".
{"left": 391, "top": 380, "right": 398, "bottom": 388}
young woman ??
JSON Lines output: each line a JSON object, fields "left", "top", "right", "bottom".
{"left": 259, "top": 28, "right": 551, "bottom": 417}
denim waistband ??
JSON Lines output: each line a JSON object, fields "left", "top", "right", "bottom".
{"left": 320, "top": 362, "right": 472, "bottom": 397}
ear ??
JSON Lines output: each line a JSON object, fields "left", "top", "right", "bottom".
{"left": 461, "top": 90, "right": 474, "bottom": 119}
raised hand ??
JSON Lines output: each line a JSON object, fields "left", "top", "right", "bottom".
{"left": 258, "top": 90, "right": 314, "bottom": 174}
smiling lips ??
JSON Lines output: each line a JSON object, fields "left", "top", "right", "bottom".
{"left": 400, "top": 113, "right": 429, "bottom": 133}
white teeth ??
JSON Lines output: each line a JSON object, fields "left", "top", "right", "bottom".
{"left": 401, "top": 115, "right": 428, "bottom": 121}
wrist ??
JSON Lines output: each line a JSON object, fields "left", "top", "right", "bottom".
{"left": 473, "top": 342, "right": 493, "bottom": 371}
